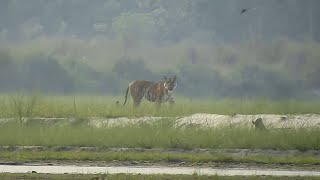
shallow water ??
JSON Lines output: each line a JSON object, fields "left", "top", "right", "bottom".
{"left": 0, "top": 165, "right": 320, "bottom": 176}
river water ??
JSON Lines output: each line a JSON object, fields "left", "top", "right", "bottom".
{"left": 0, "top": 165, "right": 320, "bottom": 176}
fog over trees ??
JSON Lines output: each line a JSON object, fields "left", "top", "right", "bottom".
{"left": 0, "top": 0, "right": 320, "bottom": 99}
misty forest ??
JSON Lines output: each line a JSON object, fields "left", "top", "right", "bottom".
{"left": 1, "top": 0, "right": 320, "bottom": 99}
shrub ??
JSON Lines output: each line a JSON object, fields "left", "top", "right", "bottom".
{"left": 112, "top": 57, "right": 158, "bottom": 81}
{"left": 22, "top": 54, "right": 74, "bottom": 93}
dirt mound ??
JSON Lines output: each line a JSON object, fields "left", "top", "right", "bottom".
{"left": 88, "top": 116, "right": 164, "bottom": 127}
{"left": 1, "top": 113, "right": 320, "bottom": 129}
{"left": 175, "top": 114, "right": 231, "bottom": 128}
{"left": 176, "top": 113, "right": 320, "bottom": 128}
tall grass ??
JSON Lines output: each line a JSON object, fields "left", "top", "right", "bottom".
{"left": 0, "top": 119, "right": 319, "bottom": 150}
{"left": 1, "top": 150, "right": 319, "bottom": 165}
{"left": 0, "top": 95, "right": 319, "bottom": 118}
{"left": 8, "top": 92, "right": 39, "bottom": 123}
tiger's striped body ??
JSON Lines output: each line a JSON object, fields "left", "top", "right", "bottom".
{"left": 123, "top": 76, "right": 177, "bottom": 107}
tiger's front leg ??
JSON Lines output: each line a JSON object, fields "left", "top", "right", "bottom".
{"left": 167, "top": 93, "right": 175, "bottom": 108}
{"left": 169, "top": 99, "right": 175, "bottom": 107}
{"left": 155, "top": 94, "right": 163, "bottom": 109}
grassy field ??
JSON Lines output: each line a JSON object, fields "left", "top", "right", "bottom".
{"left": 0, "top": 120, "right": 319, "bottom": 150}
{"left": 0, "top": 150, "right": 319, "bottom": 165}
{"left": 1, "top": 173, "right": 319, "bottom": 180}
{"left": 0, "top": 94, "right": 320, "bottom": 118}
{"left": 0, "top": 94, "right": 319, "bottom": 165}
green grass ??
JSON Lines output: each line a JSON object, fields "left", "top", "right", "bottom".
{"left": 0, "top": 94, "right": 319, "bottom": 153}
{"left": 1, "top": 173, "right": 319, "bottom": 180}
{"left": 0, "top": 120, "right": 319, "bottom": 150}
{"left": 0, "top": 150, "right": 319, "bottom": 165}
{"left": 0, "top": 94, "right": 320, "bottom": 118}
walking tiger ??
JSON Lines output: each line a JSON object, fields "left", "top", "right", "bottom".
{"left": 123, "top": 76, "right": 177, "bottom": 107}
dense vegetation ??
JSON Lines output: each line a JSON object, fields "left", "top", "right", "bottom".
{"left": 1, "top": 0, "right": 319, "bottom": 42}
{"left": 1, "top": 41, "right": 320, "bottom": 99}
{"left": 1, "top": 0, "right": 320, "bottom": 99}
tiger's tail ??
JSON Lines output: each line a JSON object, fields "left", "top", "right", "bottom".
{"left": 123, "top": 85, "right": 129, "bottom": 106}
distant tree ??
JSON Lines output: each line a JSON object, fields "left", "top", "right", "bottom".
{"left": 178, "top": 64, "right": 223, "bottom": 97}
{"left": 112, "top": 57, "right": 157, "bottom": 81}
{"left": 0, "top": 50, "right": 18, "bottom": 92}
{"left": 229, "top": 65, "right": 297, "bottom": 98}
{"left": 23, "top": 55, "right": 74, "bottom": 93}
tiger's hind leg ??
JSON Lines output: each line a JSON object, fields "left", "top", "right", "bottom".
{"left": 127, "top": 83, "right": 144, "bottom": 108}
{"left": 133, "top": 98, "right": 143, "bottom": 108}
{"left": 131, "top": 91, "right": 144, "bottom": 108}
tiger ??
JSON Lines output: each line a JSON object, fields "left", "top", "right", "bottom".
{"left": 123, "top": 75, "right": 177, "bottom": 107}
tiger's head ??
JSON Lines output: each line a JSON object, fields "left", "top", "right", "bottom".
{"left": 163, "top": 75, "right": 177, "bottom": 92}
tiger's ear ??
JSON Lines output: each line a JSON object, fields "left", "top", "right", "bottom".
{"left": 163, "top": 76, "right": 168, "bottom": 80}
{"left": 173, "top": 75, "right": 177, "bottom": 80}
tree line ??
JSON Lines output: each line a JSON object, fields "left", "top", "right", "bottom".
{"left": 0, "top": 50, "right": 317, "bottom": 99}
